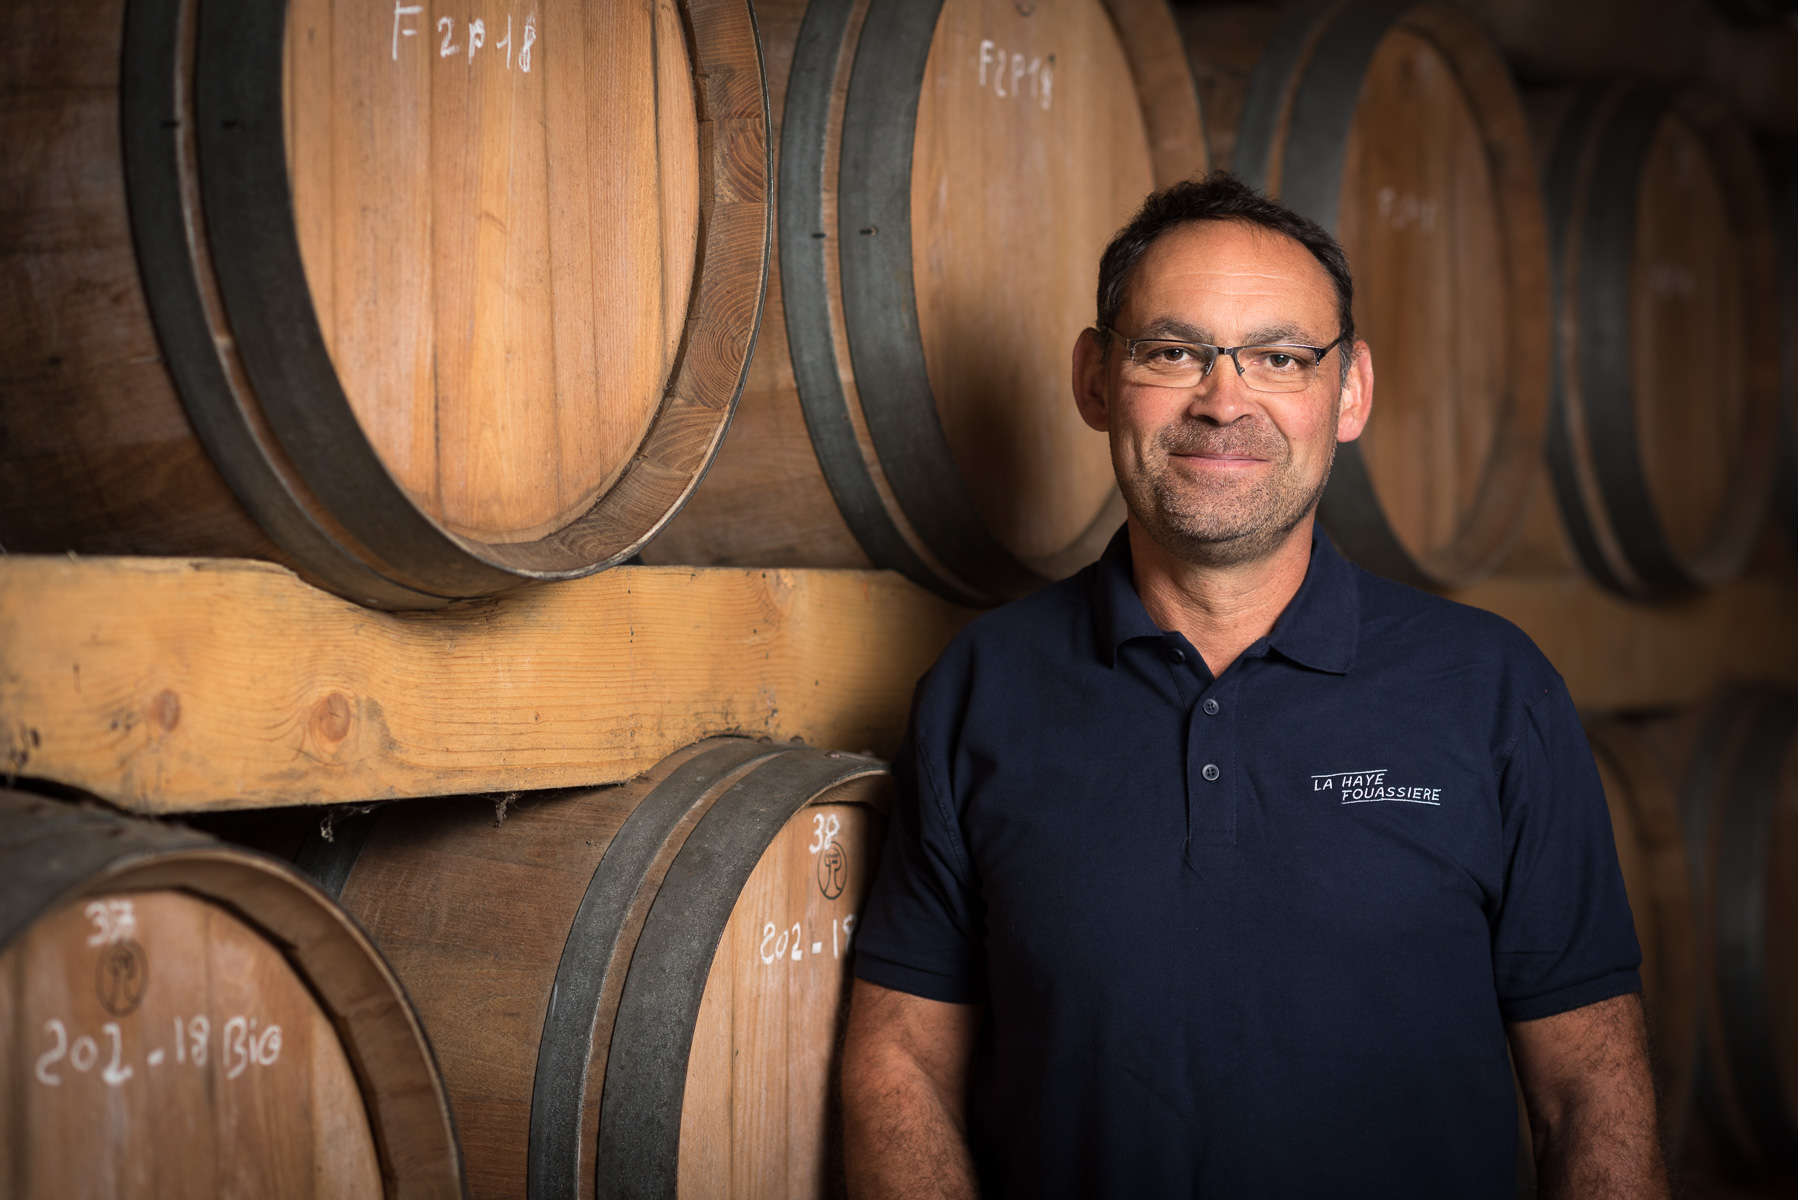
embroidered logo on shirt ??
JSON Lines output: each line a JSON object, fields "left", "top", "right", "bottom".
{"left": 1312, "top": 769, "right": 1441, "bottom": 806}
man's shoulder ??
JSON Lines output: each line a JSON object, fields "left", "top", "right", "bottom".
{"left": 916, "top": 567, "right": 1097, "bottom": 698}
{"left": 1350, "top": 563, "right": 1561, "bottom": 694}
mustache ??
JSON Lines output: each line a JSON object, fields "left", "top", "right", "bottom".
{"left": 1154, "top": 418, "right": 1288, "bottom": 461}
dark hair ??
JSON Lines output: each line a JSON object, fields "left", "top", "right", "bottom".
{"left": 1095, "top": 173, "right": 1355, "bottom": 377}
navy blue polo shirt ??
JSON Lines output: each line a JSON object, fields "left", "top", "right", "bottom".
{"left": 854, "top": 526, "right": 1641, "bottom": 1198}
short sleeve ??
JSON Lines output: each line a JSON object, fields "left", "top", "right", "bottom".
{"left": 852, "top": 695, "right": 987, "bottom": 1006}
{"left": 1491, "top": 674, "right": 1643, "bottom": 1023}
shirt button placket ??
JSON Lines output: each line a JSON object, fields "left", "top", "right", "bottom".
{"left": 1187, "top": 680, "right": 1236, "bottom": 850}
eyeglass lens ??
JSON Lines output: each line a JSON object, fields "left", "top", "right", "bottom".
{"left": 1123, "top": 341, "right": 1323, "bottom": 394}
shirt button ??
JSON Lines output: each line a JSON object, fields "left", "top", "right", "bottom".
{"left": 1169, "top": 647, "right": 1186, "bottom": 664}
{"left": 1203, "top": 698, "right": 1219, "bottom": 715}
{"left": 1202, "top": 763, "right": 1220, "bottom": 781}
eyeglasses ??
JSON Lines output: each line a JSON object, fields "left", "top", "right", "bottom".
{"left": 1100, "top": 327, "right": 1345, "bottom": 394}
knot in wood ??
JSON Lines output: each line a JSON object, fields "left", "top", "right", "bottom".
{"left": 312, "top": 693, "right": 354, "bottom": 744}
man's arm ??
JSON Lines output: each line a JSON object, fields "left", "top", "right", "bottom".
{"left": 1507, "top": 992, "right": 1669, "bottom": 1199}
{"left": 841, "top": 978, "right": 982, "bottom": 1200}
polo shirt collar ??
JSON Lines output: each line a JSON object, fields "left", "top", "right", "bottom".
{"left": 1089, "top": 523, "right": 1359, "bottom": 675}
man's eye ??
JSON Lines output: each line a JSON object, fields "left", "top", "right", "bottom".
{"left": 1265, "top": 353, "right": 1295, "bottom": 369}
{"left": 1151, "top": 346, "right": 1189, "bottom": 363}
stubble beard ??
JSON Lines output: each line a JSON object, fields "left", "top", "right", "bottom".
{"left": 1117, "top": 415, "right": 1336, "bottom": 568}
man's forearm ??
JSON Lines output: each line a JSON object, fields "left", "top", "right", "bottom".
{"left": 840, "top": 981, "right": 981, "bottom": 1200}
{"left": 1531, "top": 1096, "right": 1667, "bottom": 1199}
{"left": 1512, "top": 993, "right": 1669, "bottom": 1200}
{"left": 842, "top": 1049, "right": 979, "bottom": 1200}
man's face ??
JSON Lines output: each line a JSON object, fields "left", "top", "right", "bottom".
{"left": 1073, "top": 220, "right": 1371, "bottom": 567}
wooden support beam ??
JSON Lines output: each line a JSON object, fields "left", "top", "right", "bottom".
{"left": 0, "top": 557, "right": 973, "bottom": 814}
{"left": 1, "top": 554, "right": 1795, "bottom": 814}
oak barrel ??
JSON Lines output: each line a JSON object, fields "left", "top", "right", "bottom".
{"left": 1773, "top": 141, "right": 1798, "bottom": 560}
{"left": 1539, "top": 84, "right": 1781, "bottom": 598}
{"left": 1673, "top": 690, "right": 1798, "bottom": 1175}
{"left": 1585, "top": 717, "right": 1700, "bottom": 1149}
{"left": 640, "top": 0, "right": 1207, "bottom": 605}
{"left": 0, "top": 789, "right": 462, "bottom": 1198}
{"left": 0, "top": 0, "right": 768, "bottom": 609}
{"left": 292, "top": 739, "right": 889, "bottom": 1199}
{"left": 1222, "top": 0, "right": 1551, "bottom": 589}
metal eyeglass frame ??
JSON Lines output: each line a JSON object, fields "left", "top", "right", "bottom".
{"left": 1099, "top": 326, "right": 1347, "bottom": 392}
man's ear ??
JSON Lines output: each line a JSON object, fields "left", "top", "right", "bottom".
{"left": 1334, "top": 339, "right": 1374, "bottom": 444}
{"left": 1072, "top": 328, "right": 1111, "bottom": 433}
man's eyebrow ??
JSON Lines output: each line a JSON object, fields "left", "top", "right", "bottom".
{"left": 1237, "top": 323, "right": 1311, "bottom": 346}
{"left": 1135, "top": 317, "right": 1213, "bottom": 343}
{"left": 1132, "top": 319, "right": 1321, "bottom": 346}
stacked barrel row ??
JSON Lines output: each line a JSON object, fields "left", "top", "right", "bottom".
{"left": 4, "top": 0, "right": 1793, "bottom": 604}
{"left": 3, "top": 738, "right": 892, "bottom": 1199}
{"left": 1590, "top": 690, "right": 1798, "bottom": 1185}
{"left": 0, "top": 0, "right": 1207, "bottom": 610}
{"left": 1179, "top": 1, "right": 1792, "bottom": 598}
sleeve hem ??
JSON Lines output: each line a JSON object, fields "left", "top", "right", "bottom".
{"left": 853, "top": 949, "right": 985, "bottom": 1006}
{"left": 1499, "top": 967, "right": 1642, "bottom": 1024}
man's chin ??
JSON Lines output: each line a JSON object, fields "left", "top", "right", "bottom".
{"left": 1144, "top": 512, "right": 1295, "bottom": 566}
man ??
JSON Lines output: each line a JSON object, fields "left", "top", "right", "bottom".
{"left": 839, "top": 175, "right": 1665, "bottom": 1198}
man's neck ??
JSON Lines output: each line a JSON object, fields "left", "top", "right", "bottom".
{"left": 1127, "top": 513, "right": 1316, "bottom": 679}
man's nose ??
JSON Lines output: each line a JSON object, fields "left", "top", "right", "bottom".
{"left": 1185, "top": 355, "right": 1254, "bottom": 413}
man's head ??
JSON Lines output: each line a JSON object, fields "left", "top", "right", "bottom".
{"left": 1074, "top": 174, "right": 1373, "bottom": 569}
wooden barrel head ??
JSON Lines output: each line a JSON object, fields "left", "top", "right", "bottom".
{"left": 0, "top": 0, "right": 767, "bottom": 606}
{"left": 0, "top": 793, "right": 464, "bottom": 1198}
{"left": 1631, "top": 110, "right": 1751, "bottom": 567}
{"left": 284, "top": 0, "right": 700, "bottom": 545}
{"left": 1767, "top": 713, "right": 1798, "bottom": 1154}
{"left": 1542, "top": 86, "right": 1779, "bottom": 596}
{"left": 1339, "top": 27, "right": 1508, "bottom": 572}
{"left": 678, "top": 782, "right": 886, "bottom": 1196}
{"left": 0, "top": 888, "right": 382, "bottom": 1197}
{"left": 1237, "top": 2, "right": 1551, "bottom": 588}
{"left": 1775, "top": 140, "right": 1798, "bottom": 559}
{"left": 910, "top": 0, "right": 1149, "bottom": 567}
{"left": 1672, "top": 692, "right": 1798, "bottom": 1173}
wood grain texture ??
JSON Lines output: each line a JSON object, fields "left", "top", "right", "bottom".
{"left": 678, "top": 792, "right": 885, "bottom": 1198}
{"left": 4, "top": 554, "right": 1798, "bottom": 813}
{"left": 333, "top": 776, "right": 643, "bottom": 1200}
{"left": 1543, "top": 84, "right": 1780, "bottom": 595}
{"left": 315, "top": 742, "right": 888, "bottom": 1200}
{"left": 1174, "top": 3, "right": 1281, "bottom": 173}
{"left": 912, "top": 0, "right": 1149, "bottom": 564}
{"left": 646, "top": 0, "right": 1206, "bottom": 599}
{"left": 0, "top": 890, "right": 382, "bottom": 1200}
{"left": 643, "top": 0, "right": 876, "bottom": 571}
{"left": 0, "top": 0, "right": 767, "bottom": 606}
{"left": 0, "top": 0, "right": 284, "bottom": 566}
{"left": 0, "top": 556, "right": 973, "bottom": 812}
{"left": 1440, "top": 574, "right": 1798, "bottom": 713}
{"left": 1339, "top": 27, "right": 1509, "bottom": 565}
{"left": 284, "top": 0, "right": 699, "bottom": 544}
{"left": 1244, "top": 2, "right": 1552, "bottom": 589}
{"left": 0, "top": 791, "right": 464, "bottom": 1197}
